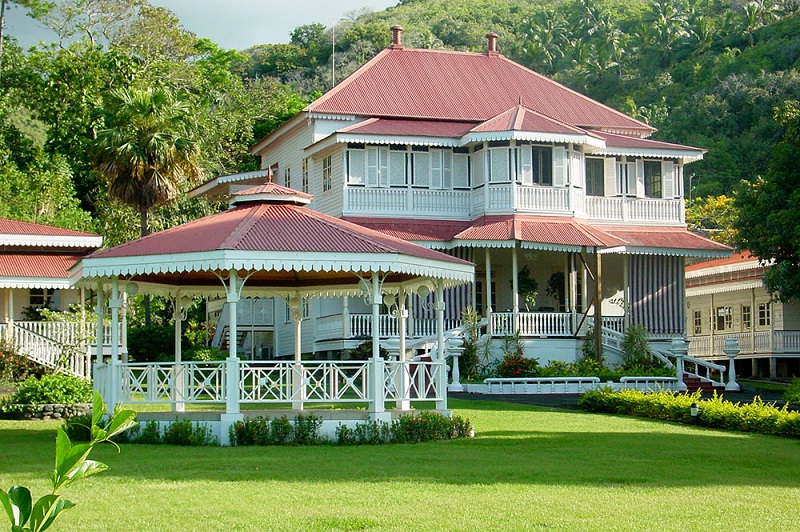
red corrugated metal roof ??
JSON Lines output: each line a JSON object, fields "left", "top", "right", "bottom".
{"left": 0, "top": 218, "right": 98, "bottom": 238}
{"left": 454, "top": 216, "right": 623, "bottom": 247}
{"left": 91, "top": 198, "right": 470, "bottom": 266}
{"left": 0, "top": 252, "right": 87, "bottom": 278}
{"left": 471, "top": 105, "right": 597, "bottom": 136}
{"left": 593, "top": 131, "right": 705, "bottom": 152}
{"left": 339, "top": 118, "right": 476, "bottom": 138}
{"left": 685, "top": 251, "right": 757, "bottom": 271}
{"left": 601, "top": 226, "right": 732, "bottom": 252}
{"left": 342, "top": 218, "right": 470, "bottom": 241}
{"left": 308, "top": 47, "right": 654, "bottom": 132}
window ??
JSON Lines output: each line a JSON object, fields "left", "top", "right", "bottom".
{"left": 742, "top": 305, "right": 752, "bottom": 330}
{"left": 29, "top": 288, "right": 59, "bottom": 308}
{"left": 693, "top": 310, "right": 702, "bottom": 335}
{"left": 616, "top": 158, "right": 636, "bottom": 196}
{"left": 348, "top": 146, "right": 406, "bottom": 187}
{"left": 758, "top": 303, "right": 771, "bottom": 326}
{"left": 518, "top": 145, "right": 553, "bottom": 185}
{"left": 322, "top": 155, "right": 332, "bottom": 191}
{"left": 585, "top": 157, "right": 604, "bottom": 196}
{"left": 488, "top": 144, "right": 511, "bottom": 183}
{"left": 284, "top": 167, "right": 291, "bottom": 189}
{"left": 644, "top": 161, "right": 662, "bottom": 198}
{"left": 715, "top": 306, "right": 732, "bottom": 331}
{"left": 301, "top": 158, "right": 309, "bottom": 193}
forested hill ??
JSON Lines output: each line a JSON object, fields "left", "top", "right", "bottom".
{"left": 236, "top": 0, "right": 800, "bottom": 199}
{"left": 1, "top": 0, "right": 798, "bottom": 241}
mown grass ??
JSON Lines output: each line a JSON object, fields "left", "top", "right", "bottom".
{"left": 2, "top": 398, "right": 799, "bottom": 531}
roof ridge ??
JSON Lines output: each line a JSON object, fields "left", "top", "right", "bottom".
{"left": 219, "top": 204, "right": 265, "bottom": 249}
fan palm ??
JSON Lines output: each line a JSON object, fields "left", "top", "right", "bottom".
{"left": 93, "top": 86, "right": 202, "bottom": 237}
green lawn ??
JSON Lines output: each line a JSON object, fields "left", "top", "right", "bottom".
{"left": 2, "top": 398, "right": 799, "bottom": 531}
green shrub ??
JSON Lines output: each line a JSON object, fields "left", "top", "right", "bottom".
{"left": 127, "top": 325, "right": 176, "bottom": 362}
{"left": 62, "top": 414, "right": 93, "bottom": 442}
{"left": 163, "top": 419, "right": 217, "bottom": 446}
{"left": 183, "top": 346, "right": 226, "bottom": 362}
{"left": 131, "top": 420, "right": 163, "bottom": 444}
{"left": 336, "top": 420, "right": 393, "bottom": 445}
{"left": 293, "top": 414, "right": 322, "bottom": 445}
{"left": 392, "top": 411, "right": 472, "bottom": 443}
{"left": 497, "top": 354, "right": 539, "bottom": 378}
{"left": 0, "top": 341, "right": 46, "bottom": 383}
{"left": 784, "top": 377, "right": 800, "bottom": 405}
{"left": 229, "top": 414, "right": 322, "bottom": 446}
{"left": 8, "top": 374, "right": 92, "bottom": 405}
{"left": 578, "top": 388, "right": 800, "bottom": 438}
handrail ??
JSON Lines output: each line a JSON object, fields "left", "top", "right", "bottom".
{"left": 9, "top": 323, "right": 91, "bottom": 379}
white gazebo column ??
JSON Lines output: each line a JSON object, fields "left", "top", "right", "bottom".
{"left": 289, "top": 296, "right": 305, "bottom": 411}
{"left": 396, "top": 290, "right": 410, "bottom": 411}
{"left": 108, "top": 277, "right": 122, "bottom": 411}
{"left": 93, "top": 281, "right": 106, "bottom": 404}
{"left": 224, "top": 270, "right": 241, "bottom": 415}
{"left": 172, "top": 292, "right": 185, "bottom": 413}
{"left": 724, "top": 337, "right": 741, "bottom": 391}
{"left": 369, "top": 272, "right": 388, "bottom": 421}
{"left": 435, "top": 279, "right": 448, "bottom": 413}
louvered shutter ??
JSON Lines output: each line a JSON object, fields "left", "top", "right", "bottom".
{"left": 348, "top": 150, "right": 365, "bottom": 185}
{"left": 490, "top": 148, "right": 509, "bottom": 182}
{"left": 569, "top": 149, "right": 581, "bottom": 186}
{"left": 378, "top": 147, "right": 389, "bottom": 187}
{"left": 604, "top": 158, "right": 617, "bottom": 197}
{"left": 552, "top": 146, "right": 566, "bottom": 187}
{"left": 389, "top": 151, "right": 406, "bottom": 186}
{"left": 662, "top": 161, "right": 675, "bottom": 198}
{"left": 520, "top": 145, "right": 533, "bottom": 185}
{"left": 634, "top": 160, "right": 644, "bottom": 198}
{"left": 453, "top": 153, "right": 469, "bottom": 188}
{"left": 472, "top": 150, "right": 484, "bottom": 187}
{"left": 366, "top": 147, "right": 378, "bottom": 187}
{"left": 431, "top": 149, "right": 443, "bottom": 189}
{"left": 414, "top": 152, "right": 430, "bottom": 187}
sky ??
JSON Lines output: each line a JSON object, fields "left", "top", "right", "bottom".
{"left": 5, "top": 0, "right": 398, "bottom": 50}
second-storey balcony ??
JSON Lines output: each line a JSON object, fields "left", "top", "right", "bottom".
{"left": 343, "top": 183, "right": 685, "bottom": 224}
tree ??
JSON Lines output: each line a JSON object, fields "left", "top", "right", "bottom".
{"left": 735, "top": 100, "right": 800, "bottom": 301}
{"left": 92, "top": 86, "right": 202, "bottom": 238}
{"left": 685, "top": 195, "right": 739, "bottom": 246}
{"left": 0, "top": 0, "right": 52, "bottom": 80}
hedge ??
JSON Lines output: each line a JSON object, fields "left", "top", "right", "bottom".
{"left": 578, "top": 388, "right": 800, "bottom": 438}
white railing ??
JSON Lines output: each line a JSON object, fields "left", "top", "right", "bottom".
{"left": 9, "top": 324, "right": 92, "bottom": 379}
{"left": 689, "top": 331, "right": 800, "bottom": 357}
{"left": 649, "top": 343, "right": 725, "bottom": 386}
{"left": 515, "top": 186, "right": 570, "bottom": 212}
{"left": 585, "top": 196, "right": 683, "bottom": 223}
{"left": 619, "top": 376, "right": 678, "bottom": 392}
{"left": 484, "top": 377, "right": 601, "bottom": 394}
{"left": 344, "top": 187, "right": 470, "bottom": 217}
{"left": 348, "top": 314, "right": 459, "bottom": 340}
{"left": 121, "top": 361, "right": 227, "bottom": 403}
{"left": 385, "top": 360, "right": 446, "bottom": 401}
{"left": 241, "top": 361, "right": 370, "bottom": 404}
{"left": 490, "top": 312, "right": 572, "bottom": 337}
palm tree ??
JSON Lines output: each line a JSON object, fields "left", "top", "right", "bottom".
{"left": 93, "top": 86, "right": 202, "bottom": 238}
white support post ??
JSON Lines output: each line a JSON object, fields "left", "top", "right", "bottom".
{"left": 108, "top": 277, "right": 121, "bottom": 411}
{"left": 225, "top": 269, "right": 241, "bottom": 415}
{"left": 93, "top": 280, "right": 105, "bottom": 402}
{"left": 397, "top": 291, "right": 410, "bottom": 411}
{"left": 369, "top": 273, "right": 387, "bottom": 420}
{"left": 447, "top": 336, "right": 464, "bottom": 392}
{"left": 173, "top": 292, "right": 185, "bottom": 413}
{"left": 435, "top": 279, "right": 448, "bottom": 413}
{"left": 289, "top": 296, "right": 304, "bottom": 411}
{"left": 723, "top": 337, "right": 741, "bottom": 391}
{"left": 121, "top": 292, "right": 129, "bottom": 363}
{"left": 671, "top": 337, "right": 688, "bottom": 392}
{"left": 512, "top": 245, "right": 519, "bottom": 333}
{"left": 485, "top": 248, "right": 493, "bottom": 336}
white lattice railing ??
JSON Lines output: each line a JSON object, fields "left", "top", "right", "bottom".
{"left": 585, "top": 196, "right": 683, "bottom": 223}
{"left": 490, "top": 312, "right": 572, "bottom": 337}
{"left": 515, "top": 186, "right": 570, "bottom": 212}
{"left": 688, "top": 331, "right": 800, "bottom": 357}
{"left": 384, "top": 359, "right": 446, "bottom": 401}
{"left": 112, "top": 359, "right": 443, "bottom": 407}
{"left": 343, "top": 187, "right": 470, "bottom": 217}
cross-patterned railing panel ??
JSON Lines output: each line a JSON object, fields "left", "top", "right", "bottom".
{"left": 303, "top": 361, "right": 369, "bottom": 402}
{"left": 384, "top": 360, "right": 444, "bottom": 402}
{"left": 239, "top": 362, "right": 293, "bottom": 402}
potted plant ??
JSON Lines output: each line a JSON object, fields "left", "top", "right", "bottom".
{"left": 511, "top": 266, "right": 538, "bottom": 311}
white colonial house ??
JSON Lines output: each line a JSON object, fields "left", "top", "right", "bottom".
{"left": 192, "top": 27, "right": 731, "bottom": 366}
{"left": 0, "top": 218, "right": 103, "bottom": 377}
{"left": 686, "top": 252, "right": 800, "bottom": 379}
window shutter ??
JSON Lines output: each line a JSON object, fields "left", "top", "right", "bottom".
{"left": 348, "top": 150, "right": 365, "bottom": 184}
{"left": 552, "top": 146, "right": 566, "bottom": 187}
{"left": 490, "top": 148, "right": 509, "bottom": 182}
{"left": 634, "top": 160, "right": 645, "bottom": 198}
{"left": 366, "top": 147, "right": 378, "bottom": 187}
{"left": 569, "top": 149, "right": 581, "bottom": 186}
{"left": 662, "top": 161, "right": 675, "bottom": 198}
{"left": 443, "top": 150, "right": 453, "bottom": 189}
{"left": 604, "top": 158, "right": 617, "bottom": 197}
{"left": 453, "top": 153, "right": 469, "bottom": 188}
{"left": 520, "top": 145, "right": 533, "bottom": 185}
{"left": 378, "top": 147, "right": 389, "bottom": 187}
{"left": 389, "top": 151, "right": 406, "bottom": 186}
{"left": 473, "top": 150, "right": 484, "bottom": 186}
{"left": 431, "top": 149, "right": 443, "bottom": 189}
{"left": 414, "top": 152, "right": 430, "bottom": 187}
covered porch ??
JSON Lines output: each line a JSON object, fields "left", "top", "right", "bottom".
{"left": 71, "top": 183, "right": 473, "bottom": 443}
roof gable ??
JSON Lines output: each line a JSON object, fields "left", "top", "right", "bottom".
{"left": 307, "top": 47, "right": 653, "bottom": 133}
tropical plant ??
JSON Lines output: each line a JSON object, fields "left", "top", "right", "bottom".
{"left": 0, "top": 392, "right": 136, "bottom": 531}
{"left": 545, "top": 272, "right": 566, "bottom": 310}
{"left": 785, "top": 378, "right": 800, "bottom": 405}
{"left": 512, "top": 265, "right": 539, "bottom": 310}
{"left": 92, "top": 86, "right": 203, "bottom": 238}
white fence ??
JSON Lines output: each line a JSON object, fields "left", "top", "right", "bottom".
{"left": 490, "top": 312, "right": 572, "bottom": 337}
{"left": 475, "top": 376, "right": 678, "bottom": 395}
{"left": 688, "top": 331, "right": 800, "bottom": 357}
{"left": 348, "top": 314, "right": 459, "bottom": 339}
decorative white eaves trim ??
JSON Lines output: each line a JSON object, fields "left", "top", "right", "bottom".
{"left": 0, "top": 234, "right": 102, "bottom": 248}
{"left": 0, "top": 277, "right": 73, "bottom": 289}
{"left": 686, "top": 278, "right": 765, "bottom": 297}
{"left": 461, "top": 131, "right": 605, "bottom": 149}
{"left": 336, "top": 134, "right": 460, "bottom": 147}
{"left": 587, "top": 146, "right": 704, "bottom": 161}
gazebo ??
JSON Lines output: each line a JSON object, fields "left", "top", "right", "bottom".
{"left": 70, "top": 183, "right": 474, "bottom": 443}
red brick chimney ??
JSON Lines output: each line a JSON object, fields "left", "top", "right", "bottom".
{"left": 486, "top": 32, "right": 499, "bottom": 56}
{"left": 391, "top": 25, "right": 403, "bottom": 50}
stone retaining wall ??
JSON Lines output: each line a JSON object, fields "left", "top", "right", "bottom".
{"left": 0, "top": 403, "right": 91, "bottom": 420}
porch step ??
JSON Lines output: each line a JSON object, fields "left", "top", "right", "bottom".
{"left": 683, "top": 374, "right": 725, "bottom": 394}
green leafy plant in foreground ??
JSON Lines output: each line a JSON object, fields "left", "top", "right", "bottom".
{"left": 0, "top": 392, "right": 137, "bottom": 531}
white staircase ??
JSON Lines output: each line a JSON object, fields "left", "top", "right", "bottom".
{"left": 2, "top": 322, "right": 93, "bottom": 379}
